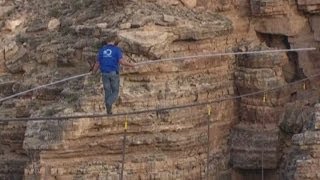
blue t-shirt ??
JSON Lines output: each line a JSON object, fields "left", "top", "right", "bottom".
{"left": 98, "top": 44, "right": 123, "bottom": 73}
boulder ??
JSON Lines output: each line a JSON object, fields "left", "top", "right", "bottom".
{"left": 4, "top": 19, "right": 23, "bottom": 32}
{"left": 118, "top": 28, "right": 176, "bottom": 58}
{"left": 255, "top": 16, "right": 307, "bottom": 36}
{"left": 96, "top": 23, "right": 108, "bottom": 29}
{"left": 48, "top": 18, "right": 60, "bottom": 31}
{"left": 1, "top": 41, "right": 27, "bottom": 73}
{"left": 163, "top": 14, "right": 175, "bottom": 23}
{"left": 130, "top": 13, "right": 154, "bottom": 28}
{"left": 119, "top": 23, "right": 131, "bottom": 30}
{"left": 4, "top": 46, "right": 27, "bottom": 73}
{"left": 180, "top": 0, "right": 197, "bottom": 8}
{"left": 157, "top": 0, "right": 180, "bottom": 6}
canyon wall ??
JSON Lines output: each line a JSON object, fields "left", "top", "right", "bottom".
{"left": 0, "top": 0, "right": 319, "bottom": 179}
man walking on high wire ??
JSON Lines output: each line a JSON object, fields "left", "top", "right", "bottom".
{"left": 92, "top": 38, "right": 135, "bottom": 115}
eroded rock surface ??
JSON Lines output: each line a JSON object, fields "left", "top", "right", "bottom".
{"left": 231, "top": 45, "right": 288, "bottom": 170}
{"left": 0, "top": 0, "right": 319, "bottom": 179}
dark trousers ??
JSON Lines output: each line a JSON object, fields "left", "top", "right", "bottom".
{"left": 102, "top": 72, "right": 120, "bottom": 110}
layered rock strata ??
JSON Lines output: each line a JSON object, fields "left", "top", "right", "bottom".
{"left": 231, "top": 46, "right": 288, "bottom": 170}
{"left": 297, "top": 0, "right": 320, "bottom": 13}
{"left": 281, "top": 104, "right": 320, "bottom": 179}
{"left": 23, "top": 50, "right": 237, "bottom": 179}
{"left": 0, "top": 1, "right": 240, "bottom": 179}
{"left": 0, "top": 0, "right": 320, "bottom": 179}
{"left": 0, "top": 121, "right": 28, "bottom": 180}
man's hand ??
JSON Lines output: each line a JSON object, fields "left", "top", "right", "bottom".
{"left": 91, "top": 61, "right": 100, "bottom": 74}
{"left": 121, "top": 62, "right": 138, "bottom": 73}
{"left": 89, "top": 65, "right": 94, "bottom": 74}
{"left": 129, "top": 63, "right": 136, "bottom": 67}
{"left": 90, "top": 70, "right": 96, "bottom": 75}
{"left": 120, "top": 59, "right": 136, "bottom": 67}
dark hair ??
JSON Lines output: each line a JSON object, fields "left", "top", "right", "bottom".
{"left": 101, "top": 36, "right": 120, "bottom": 46}
{"left": 101, "top": 41, "right": 108, "bottom": 46}
{"left": 114, "top": 38, "right": 120, "bottom": 46}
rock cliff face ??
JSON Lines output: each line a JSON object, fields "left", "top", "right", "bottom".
{"left": 0, "top": 0, "right": 320, "bottom": 179}
{"left": 289, "top": 104, "right": 320, "bottom": 179}
{"left": 231, "top": 47, "right": 288, "bottom": 170}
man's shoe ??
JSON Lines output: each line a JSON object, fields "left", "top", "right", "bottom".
{"left": 106, "top": 105, "right": 112, "bottom": 115}
{"left": 107, "top": 110, "right": 113, "bottom": 115}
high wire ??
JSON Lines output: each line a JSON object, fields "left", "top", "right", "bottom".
{"left": 0, "top": 47, "right": 316, "bottom": 103}
{"left": 136, "top": 47, "right": 316, "bottom": 65}
{"left": 0, "top": 73, "right": 91, "bottom": 103}
{"left": 1, "top": 71, "right": 319, "bottom": 122}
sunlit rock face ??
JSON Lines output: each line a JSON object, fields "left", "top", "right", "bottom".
{"left": 297, "top": 0, "right": 320, "bottom": 13}
{"left": 1, "top": 0, "right": 320, "bottom": 179}
{"left": 231, "top": 45, "right": 288, "bottom": 170}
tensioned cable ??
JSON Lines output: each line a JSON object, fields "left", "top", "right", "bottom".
{"left": 135, "top": 47, "right": 316, "bottom": 65}
{"left": 0, "top": 47, "right": 316, "bottom": 103}
{"left": 1, "top": 71, "right": 319, "bottom": 122}
{"left": 0, "top": 73, "right": 91, "bottom": 103}
{"left": 0, "top": 81, "right": 15, "bottom": 86}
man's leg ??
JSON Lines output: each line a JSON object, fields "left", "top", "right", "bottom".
{"left": 106, "top": 73, "right": 120, "bottom": 114}
{"left": 102, "top": 73, "right": 112, "bottom": 114}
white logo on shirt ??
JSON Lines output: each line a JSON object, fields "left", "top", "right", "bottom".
{"left": 103, "top": 49, "right": 112, "bottom": 57}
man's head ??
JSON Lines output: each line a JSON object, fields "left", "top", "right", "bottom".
{"left": 101, "top": 40, "right": 108, "bottom": 46}
{"left": 102, "top": 36, "right": 120, "bottom": 46}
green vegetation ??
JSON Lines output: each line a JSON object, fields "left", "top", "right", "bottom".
{"left": 65, "top": 93, "right": 79, "bottom": 104}
{"left": 48, "top": 8, "right": 62, "bottom": 18}
{"left": 43, "top": 108, "right": 61, "bottom": 116}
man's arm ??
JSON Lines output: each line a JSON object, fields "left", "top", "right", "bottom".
{"left": 91, "top": 56, "right": 100, "bottom": 73}
{"left": 120, "top": 58, "right": 135, "bottom": 67}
